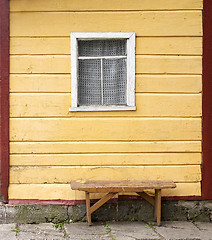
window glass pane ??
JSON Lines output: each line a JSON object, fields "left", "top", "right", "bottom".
{"left": 78, "top": 59, "right": 101, "bottom": 105}
{"left": 78, "top": 40, "right": 126, "bottom": 57}
{"left": 103, "top": 58, "right": 126, "bottom": 105}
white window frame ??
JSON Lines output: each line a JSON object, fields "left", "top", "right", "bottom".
{"left": 69, "top": 32, "right": 136, "bottom": 112}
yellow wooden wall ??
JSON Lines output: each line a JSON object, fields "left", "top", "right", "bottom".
{"left": 9, "top": 0, "right": 203, "bottom": 201}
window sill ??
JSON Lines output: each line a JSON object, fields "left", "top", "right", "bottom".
{"left": 69, "top": 106, "right": 136, "bottom": 112}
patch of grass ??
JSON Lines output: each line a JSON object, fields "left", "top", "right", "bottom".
{"left": 101, "top": 222, "right": 117, "bottom": 240}
{"left": 54, "top": 222, "right": 65, "bottom": 230}
{"left": 130, "top": 218, "right": 135, "bottom": 222}
{"left": 11, "top": 224, "right": 21, "bottom": 234}
{"left": 145, "top": 224, "right": 152, "bottom": 229}
{"left": 102, "top": 222, "right": 111, "bottom": 233}
{"left": 54, "top": 220, "right": 70, "bottom": 238}
{"left": 191, "top": 213, "right": 198, "bottom": 222}
{"left": 145, "top": 224, "right": 157, "bottom": 230}
{"left": 103, "top": 223, "right": 109, "bottom": 229}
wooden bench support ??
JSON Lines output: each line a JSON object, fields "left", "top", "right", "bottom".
{"left": 137, "top": 190, "right": 162, "bottom": 225}
{"left": 136, "top": 191, "right": 154, "bottom": 206}
{"left": 71, "top": 180, "right": 176, "bottom": 227}
{"left": 86, "top": 192, "right": 117, "bottom": 226}
{"left": 85, "top": 192, "right": 91, "bottom": 226}
{"left": 154, "top": 189, "right": 162, "bottom": 226}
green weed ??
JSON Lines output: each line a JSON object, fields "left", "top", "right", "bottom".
{"left": 11, "top": 224, "right": 20, "bottom": 234}
{"left": 102, "top": 222, "right": 111, "bottom": 233}
{"left": 54, "top": 221, "right": 70, "bottom": 238}
{"left": 145, "top": 225, "right": 152, "bottom": 229}
{"left": 191, "top": 213, "right": 198, "bottom": 222}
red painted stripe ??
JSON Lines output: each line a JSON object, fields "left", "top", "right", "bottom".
{"left": 118, "top": 195, "right": 202, "bottom": 201}
{"left": 9, "top": 198, "right": 118, "bottom": 205}
{"left": 0, "top": 0, "right": 9, "bottom": 202}
{"left": 202, "top": 0, "right": 212, "bottom": 200}
{"left": 9, "top": 199, "right": 78, "bottom": 205}
{"left": 8, "top": 195, "right": 202, "bottom": 205}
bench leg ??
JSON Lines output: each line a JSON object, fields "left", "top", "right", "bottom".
{"left": 154, "top": 189, "right": 161, "bottom": 226}
{"left": 85, "top": 192, "right": 92, "bottom": 226}
{"left": 85, "top": 192, "right": 117, "bottom": 226}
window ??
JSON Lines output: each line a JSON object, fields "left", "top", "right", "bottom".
{"left": 70, "top": 32, "right": 135, "bottom": 111}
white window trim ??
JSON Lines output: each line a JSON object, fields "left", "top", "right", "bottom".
{"left": 69, "top": 32, "right": 136, "bottom": 112}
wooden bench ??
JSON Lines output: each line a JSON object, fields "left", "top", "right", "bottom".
{"left": 70, "top": 180, "right": 176, "bottom": 226}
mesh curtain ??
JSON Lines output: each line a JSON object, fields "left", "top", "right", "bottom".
{"left": 78, "top": 40, "right": 127, "bottom": 106}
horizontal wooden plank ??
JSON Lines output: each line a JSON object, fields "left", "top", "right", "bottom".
{"left": 9, "top": 74, "right": 71, "bottom": 93}
{"left": 10, "top": 12, "right": 202, "bottom": 37}
{"left": 9, "top": 165, "right": 201, "bottom": 184}
{"left": 136, "top": 56, "right": 202, "bottom": 74}
{"left": 10, "top": 55, "right": 202, "bottom": 74}
{"left": 136, "top": 75, "right": 202, "bottom": 93}
{"left": 10, "top": 0, "right": 203, "bottom": 12}
{"left": 10, "top": 93, "right": 71, "bottom": 117}
{"left": 10, "top": 37, "right": 202, "bottom": 55}
{"left": 10, "top": 56, "right": 70, "bottom": 74}
{"left": 10, "top": 153, "right": 201, "bottom": 166}
{"left": 9, "top": 74, "right": 202, "bottom": 93}
{"left": 9, "top": 141, "right": 201, "bottom": 154}
{"left": 10, "top": 37, "right": 71, "bottom": 55}
{"left": 8, "top": 182, "right": 201, "bottom": 200}
{"left": 136, "top": 37, "right": 202, "bottom": 55}
{"left": 10, "top": 118, "right": 201, "bottom": 141}
{"left": 9, "top": 93, "right": 202, "bottom": 117}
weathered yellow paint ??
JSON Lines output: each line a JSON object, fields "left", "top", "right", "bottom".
{"left": 136, "top": 75, "right": 202, "bottom": 93}
{"left": 9, "top": 74, "right": 202, "bottom": 93}
{"left": 136, "top": 37, "right": 202, "bottom": 55}
{"left": 10, "top": 38, "right": 70, "bottom": 55}
{"left": 10, "top": 166, "right": 201, "bottom": 184}
{"left": 136, "top": 56, "right": 202, "bottom": 74}
{"left": 10, "top": 55, "right": 202, "bottom": 74}
{"left": 10, "top": 93, "right": 71, "bottom": 117}
{"left": 10, "top": 93, "right": 202, "bottom": 117}
{"left": 10, "top": 56, "right": 70, "bottom": 74}
{"left": 10, "top": 141, "right": 201, "bottom": 154}
{"left": 10, "top": 37, "right": 202, "bottom": 55}
{"left": 8, "top": 0, "right": 203, "bottom": 200}
{"left": 8, "top": 182, "right": 201, "bottom": 200}
{"left": 10, "top": 118, "right": 201, "bottom": 141}
{"left": 10, "top": 12, "right": 202, "bottom": 37}
{"left": 8, "top": 184, "right": 75, "bottom": 200}
{"left": 10, "top": 153, "right": 201, "bottom": 166}
{"left": 10, "top": 74, "right": 71, "bottom": 93}
{"left": 10, "top": 0, "right": 203, "bottom": 12}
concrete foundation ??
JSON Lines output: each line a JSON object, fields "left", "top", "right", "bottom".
{"left": 0, "top": 200, "right": 212, "bottom": 224}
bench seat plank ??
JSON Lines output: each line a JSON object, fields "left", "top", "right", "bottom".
{"left": 71, "top": 180, "right": 176, "bottom": 193}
